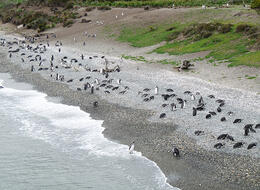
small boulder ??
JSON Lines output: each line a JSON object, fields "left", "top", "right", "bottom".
{"left": 81, "top": 19, "right": 91, "bottom": 23}
{"left": 144, "top": 6, "right": 150, "bottom": 10}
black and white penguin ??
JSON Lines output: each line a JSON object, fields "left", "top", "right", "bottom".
{"left": 155, "top": 86, "right": 159, "bottom": 95}
{"left": 90, "top": 84, "right": 94, "bottom": 94}
{"left": 192, "top": 107, "right": 197, "bottom": 116}
{"left": 172, "top": 147, "right": 180, "bottom": 157}
{"left": 129, "top": 141, "right": 135, "bottom": 154}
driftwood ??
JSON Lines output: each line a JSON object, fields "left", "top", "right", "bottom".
{"left": 104, "top": 58, "right": 120, "bottom": 72}
{"left": 175, "top": 60, "right": 194, "bottom": 71}
{"left": 104, "top": 65, "right": 120, "bottom": 72}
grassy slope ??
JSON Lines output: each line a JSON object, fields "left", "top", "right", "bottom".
{"left": 115, "top": 8, "right": 260, "bottom": 67}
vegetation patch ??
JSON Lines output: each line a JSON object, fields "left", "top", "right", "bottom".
{"left": 118, "top": 23, "right": 187, "bottom": 47}
{"left": 117, "top": 21, "right": 259, "bottom": 67}
{"left": 122, "top": 54, "right": 147, "bottom": 62}
{"left": 251, "top": 0, "right": 260, "bottom": 9}
{"left": 157, "top": 59, "right": 180, "bottom": 65}
{"left": 229, "top": 51, "right": 260, "bottom": 67}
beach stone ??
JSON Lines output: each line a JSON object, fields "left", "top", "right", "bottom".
{"left": 84, "top": 13, "right": 88, "bottom": 16}
{"left": 144, "top": 6, "right": 150, "bottom": 10}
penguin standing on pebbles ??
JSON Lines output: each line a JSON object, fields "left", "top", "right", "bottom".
{"left": 90, "top": 84, "right": 94, "bottom": 94}
{"left": 172, "top": 147, "right": 180, "bottom": 157}
{"left": 93, "top": 101, "right": 98, "bottom": 107}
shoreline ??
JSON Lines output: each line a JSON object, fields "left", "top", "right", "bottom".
{"left": 0, "top": 33, "right": 259, "bottom": 189}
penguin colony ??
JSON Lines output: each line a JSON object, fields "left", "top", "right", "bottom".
{"left": 1, "top": 33, "right": 259, "bottom": 157}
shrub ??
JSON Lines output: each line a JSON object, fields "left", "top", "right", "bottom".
{"left": 64, "top": 1, "right": 74, "bottom": 10}
{"left": 251, "top": 0, "right": 260, "bottom": 9}
{"left": 236, "top": 24, "right": 258, "bottom": 36}
{"left": 149, "top": 26, "right": 157, "bottom": 32}
{"left": 166, "top": 31, "right": 180, "bottom": 41}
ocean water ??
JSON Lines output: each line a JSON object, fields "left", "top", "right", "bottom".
{"left": 0, "top": 73, "right": 179, "bottom": 190}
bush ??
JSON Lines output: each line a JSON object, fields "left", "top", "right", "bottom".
{"left": 236, "top": 24, "right": 258, "bottom": 35}
{"left": 64, "top": 1, "right": 74, "bottom": 9}
{"left": 251, "top": 0, "right": 260, "bottom": 9}
{"left": 47, "top": 0, "right": 70, "bottom": 7}
{"left": 166, "top": 31, "right": 180, "bottom": 41}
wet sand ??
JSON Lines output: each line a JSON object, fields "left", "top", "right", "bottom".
{"left": 0, "top": 32, "right": 259, "bottom": 190}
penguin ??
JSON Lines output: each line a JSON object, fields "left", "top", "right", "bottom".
{"left": 180, "top": 100, "right": 186, "bottom": 109}
{"left": 117, "top": 79, "right": 121, "bottom": 85}
{"left": 170, "top": 103, "right": 176, "bottom": 111}
{"left": 206, "top": 114, "right": 211, "bottom": 119}
{"left": 95, "top": 78, "right": 100, "bottom": 85}
{"left": 192, "top": 107, "right": 197, "bottom": 116}
{"left": 93, "top": 101, "right": 98, "bottom": 107}
{"left": 129, "top": 141, "right": 135, "bottom": 154}
{"left": 190, "top": 94, "right": 195, "bottom": 101}
{"left": 90, "top": 84, "right": 94, "bottom": 94}
{"left": 198, "top": 96, "right": 204, "bottom": 104}
{"left": 194, "top": 130, "right": 204, "bottom": 136}
{"left": 247, "top": 143, "right": 257, "bottom": 150}
{"left": 155, "top": 86, "right": 159, "bottom": 95}
{"left": 233, "top": 119, "right": 242, "bottom": 124}
{"left": 84, "top": 83, "right": 90, "bottom": 90}
{"left": 172, "top": 147, "right": 180, "bottom": 157}
{"left": 233, "top": 142, "right": 244, "bottom": 149}
{"left": 159, "top": 113, "right": 166, "bottom": 118}
{"left": 214, "top": 143, "right": 224, "bottom": 149}
{"left": 56, "top": 73, "right": 59, "bottom": 80}
{"left": 31, "top": 65, "right": 34, "bottom": 72}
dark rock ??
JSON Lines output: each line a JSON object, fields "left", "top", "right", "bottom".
{"left": 81, "top": 19, "right": 91, "bottom": 23}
